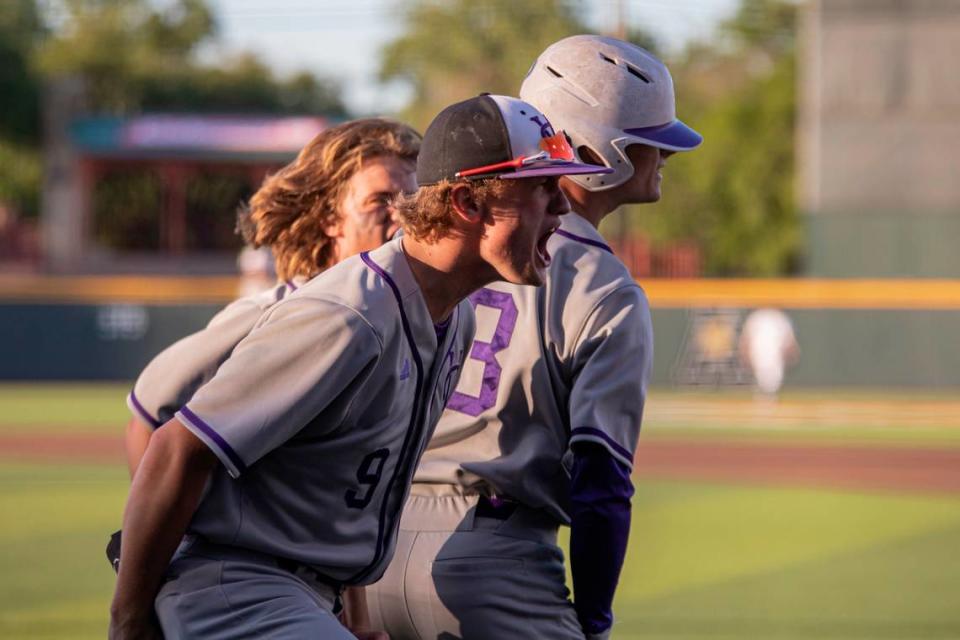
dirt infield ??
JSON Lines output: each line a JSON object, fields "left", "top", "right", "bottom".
{"left": 0, "top": 432, "right": 124, "bottom": 464}
{"left": 3, "top": 431, "right": 960, "bottom": 495}
{"left": 635, "top": 440, "right": 960, "bottom": 494}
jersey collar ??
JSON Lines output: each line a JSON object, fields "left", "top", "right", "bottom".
{"left": 554, "top": 212, "right": 614, "bottom": 254}
{"left": 364, "top": 238, "right": 449, "bottom": 353}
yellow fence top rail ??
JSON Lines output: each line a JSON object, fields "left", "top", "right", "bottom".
{"left": 642, "top": 279, "right": 960, "bottom": 310}
{"left": 1, "top": 275, "right": 960, "bottom": 309}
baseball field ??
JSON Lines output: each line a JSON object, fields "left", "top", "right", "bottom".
{"left": 2, "top": 384, "right": 959, "bottom": 639}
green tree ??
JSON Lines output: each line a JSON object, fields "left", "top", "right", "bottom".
{"left": 0, "top": 140, "right": 41, "bottom": 218}
{"left": 380, "top": 0, "right": 586, "bottom": 130}
{"left": 629, "top": 0, "right": 800, "bottom": 275}
{"left": 0, "top": 0, "right": 45, "bottom": 217}
{"left": 37, "top": 0, "right": 346, "bottom": 116}
{"left": 0, "top": 0, "right": 45, "bottom": 144}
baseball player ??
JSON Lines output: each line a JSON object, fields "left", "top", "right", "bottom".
{"left": 366, "top": 36, "right": 703, "bottom": 640}
{"left": 107, "top": 94, "right": 610, "bottom": 639}
{"left": 739, "top": 308, "right": 800, "bottom": 399}
{"left": 123, "top": 118, "right": 421, "bottom": 479}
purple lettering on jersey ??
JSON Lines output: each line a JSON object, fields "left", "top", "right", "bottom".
{"left": 447, "top": 288, "right": 517, "bottom": 417}
{"left": 436, "top": 312, "right": 461, "bottom": 406}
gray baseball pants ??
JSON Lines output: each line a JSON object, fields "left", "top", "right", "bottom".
{"left": 155, "top": 536, "right": 353, "bottom": 639}
{"left": 366, "top": 486, "right": 585, "bottom": 639}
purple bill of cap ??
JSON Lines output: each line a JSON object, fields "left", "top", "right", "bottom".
{"left": 624, "top": 119, "right": 703, "bottom": 152}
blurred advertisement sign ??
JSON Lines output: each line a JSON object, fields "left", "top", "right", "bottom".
{"left": 71, "top": 115, "right": 330, "bottom": 159}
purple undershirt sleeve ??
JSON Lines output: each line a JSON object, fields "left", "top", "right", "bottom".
{"left": 569, "top": 441, "right": 634, "bottom": 635}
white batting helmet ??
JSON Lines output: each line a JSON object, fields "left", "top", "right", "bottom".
{"left": 520, "top": 35, "right": 703, "bottom": 191}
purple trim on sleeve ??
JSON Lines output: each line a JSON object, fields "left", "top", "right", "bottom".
{"left": 178, "top": 406, "right": 247, "bottom": 475}
{"left": 285, "top": 280, "right": 299, "bottom": 292}
{"left": 570, "top": 426, "right": 633, "bottom": 464}
{"left": 554, "top": 229, "right": 614, "bottom": 255}
{"left": 128, "top": 391, "right": 162, "bottom": 429}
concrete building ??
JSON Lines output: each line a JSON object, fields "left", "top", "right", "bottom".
{"left": 799, "top": 0, "right": 960, "bottom": 276}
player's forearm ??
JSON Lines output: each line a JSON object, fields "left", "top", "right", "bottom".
{"left": 124, "top": 417, "right": 153, "bottom": 479}
{"left": 569, "top": 443, "right": 634, "bottom": 636}
{"left": 110, "top": 420, "right": 215, "bottom": 626}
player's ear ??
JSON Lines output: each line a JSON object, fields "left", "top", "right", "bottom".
{"left": 449, "top": 183, "right": 483, "bottom": 225}
{"left": 322, "top": 216, "right": 343, "bottom": 237}
{"left": 322, "top": 200, "right": 346, "bottom": 237}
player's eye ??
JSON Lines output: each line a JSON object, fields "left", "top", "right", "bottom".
{"left": 541, "top": 177, "right": 559, "bottom": 192}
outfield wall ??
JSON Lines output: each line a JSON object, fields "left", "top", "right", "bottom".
{"left": 1, "top": 277, "right": 959, "bottom": 387}
{"left": 651, "top": 308, "right": 960, "bottom": 388}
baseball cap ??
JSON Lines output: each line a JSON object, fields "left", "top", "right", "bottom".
{"left": 416, "top": 94, "right": 613, "bottom": 186}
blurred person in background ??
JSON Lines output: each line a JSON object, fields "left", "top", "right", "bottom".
{"left": 739, "top": 307, "right": 800, "bottom": 399}
{"left": 123, "top": 118, "right": 420, "bottom": 476}
{"left": 235, "top": 244, "right": 276, "bottom": 298}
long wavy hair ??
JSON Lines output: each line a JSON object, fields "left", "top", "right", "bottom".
{"left": 237, "top": 118, "right": 420, "bottom": 280}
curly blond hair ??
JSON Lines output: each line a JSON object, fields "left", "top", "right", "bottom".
{"left": 393, "top": 179, "right": 509, "bottom": 243}
{"left": 237, "top": 118, "right": 420, "bottom": 280}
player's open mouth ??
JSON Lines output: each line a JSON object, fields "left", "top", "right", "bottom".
{"left": 536, "top": 226, "right": 557, "bottom": 266}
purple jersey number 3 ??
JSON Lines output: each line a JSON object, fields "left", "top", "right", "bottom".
{"left": 447, "top": 288, "right": 518, "bottom": 417}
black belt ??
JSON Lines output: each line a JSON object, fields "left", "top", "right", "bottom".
{"left": 476, "top": 495, "right": 518, "bottom": 521}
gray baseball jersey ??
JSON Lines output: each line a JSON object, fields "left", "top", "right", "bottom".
{"left": 127, "top": 279, "right": 306, "bottom": 429}
{"left": 175, "top": 238, "right": 474, "bottom": 585}
{"left": 415, "top": 212, "right": 652, "bottom": 523}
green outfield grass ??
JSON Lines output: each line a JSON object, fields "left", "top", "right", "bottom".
{"left": 611, "top": 481, "right": 960, "bottom": 639}
{"left": 0, "top": 463, "right": 127, "bottom": 639}
{"left": 5, "top": 383, "right": 960, "bottom": 445}
{"left": 0, "top": 383, "right": 131, "bottom": 434}
{"left": 2, "top": 464, "right": 959, "bottom": 639}
{"left": 2, "top": 384, "right": 960, "bottom": 638}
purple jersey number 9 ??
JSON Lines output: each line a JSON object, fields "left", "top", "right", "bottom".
{"left": 446, "top": 288, "right": 518, "bottom": 417}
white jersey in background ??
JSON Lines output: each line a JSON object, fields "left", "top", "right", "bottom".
{"left": 740, "top": 308, "right": 798, "bottom": 395}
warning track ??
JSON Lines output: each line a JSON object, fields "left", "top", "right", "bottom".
{"left": 635, "top": 440, "right": 960, "bottom": 495}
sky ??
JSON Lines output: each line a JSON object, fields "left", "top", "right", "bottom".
{"left": 203, "top": 0, "right": 740, "bottom": 115}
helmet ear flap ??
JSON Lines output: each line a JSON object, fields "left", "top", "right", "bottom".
{"left": 574, "top": 145, "right": 608, "bottom": 188}
{"left": 567, "top": 137, "right": 635, "bottom": 191}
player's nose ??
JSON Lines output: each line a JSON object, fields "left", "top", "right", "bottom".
{"left": 548, "top": 186, "right": 570, "bottom": 218}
